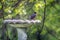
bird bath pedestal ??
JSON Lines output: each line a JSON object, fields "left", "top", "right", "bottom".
{"left": 3, "top": 19, "right": 41, "bottom": 40}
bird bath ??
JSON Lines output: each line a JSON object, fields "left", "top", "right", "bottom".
{"left": 3, "top": 19, "right": 41, "bottom": 40}
{"left": 17, "top": 28, "right": 27, "bottom": 40}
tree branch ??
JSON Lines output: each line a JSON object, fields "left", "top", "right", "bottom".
{"left": 39, "top": 0, "right": 46, "bottom": 33}
{"left": 12, "top": 0, "right": 22, "bottom": 8}
{"left": 0, "top": 2, "right": 4, "bottom": 19}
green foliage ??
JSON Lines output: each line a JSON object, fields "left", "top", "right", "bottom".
{"left": 0, "top": 0, "right": 60, "bottom": 40}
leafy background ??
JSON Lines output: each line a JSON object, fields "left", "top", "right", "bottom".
{"left": 0, "top": 0, "right": 60, "bottom": 40}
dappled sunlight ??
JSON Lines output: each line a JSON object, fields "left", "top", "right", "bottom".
{"left": 0, "top": 0, "right": 60, "bottom": 40}
{"left": 5, "top": 14, "right": 12, "bottom": 19}
{"left": 23, "top": 9, "right": 27, "bottom": 15}
{"left": 33, "top": 1, "right": 45, "bottom": 14}
{"left": 0, "top": 3, "right": 2, "bottom": 9}
{"left": 4, "top": 7, "right": 11, "bottom": 13}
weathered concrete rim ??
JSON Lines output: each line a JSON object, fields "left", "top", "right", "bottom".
{"left": 3, "top": 19, "right": 41, "bottom": 24}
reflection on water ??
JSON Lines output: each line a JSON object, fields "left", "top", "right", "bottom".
{"left": 17, "top": 28, "right": 27, "bottom": 40}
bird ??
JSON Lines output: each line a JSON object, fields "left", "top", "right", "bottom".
{"left": 29, "top": 12, "right": 36, "bottom": 20}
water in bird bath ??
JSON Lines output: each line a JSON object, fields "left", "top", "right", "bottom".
{"left": 17, "top": 28, "right": 27, "bottom": 40}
